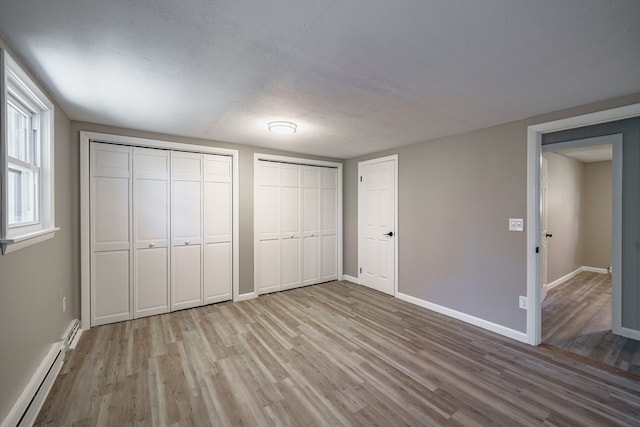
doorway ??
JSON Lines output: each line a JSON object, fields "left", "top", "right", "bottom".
{"left": 358, "top": 155, "right": 398, "bottom": 296}
{"left": 527, "top": 104, "right": 640, "bottom": 348}
{"left": 540, "top": 138, "right": 620, "bottom": 364}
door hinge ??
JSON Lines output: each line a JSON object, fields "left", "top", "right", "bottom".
{"left": 360, "top": 176, "right": 362, "bottom": 182}
{"left": 359, "top": 267, "right": 362, "bottom": 273}
{"left": 536, "top": 246, "right": 539, "bottom": 254}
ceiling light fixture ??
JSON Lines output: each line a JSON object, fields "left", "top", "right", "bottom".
{"left": 268, "top": 121, "right": 297, "bottom": 134}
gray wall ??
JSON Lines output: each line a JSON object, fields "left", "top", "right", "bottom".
{"left": 0, "top": 40, "right": 76, "bottom": 419}
{"left": 344, "top": 93, "right": 640, "bottom": 334}
{"left": 70, "top": 121, "right": 343, "bottom": 296}
{"left": 582, "top": 161, "right": 612, "bottom": 269}
{"left": 543, "top": 154, "right": 612, "bottom": 283}
{"left": 544, "top": 152, "right": 585, "bottom": 282}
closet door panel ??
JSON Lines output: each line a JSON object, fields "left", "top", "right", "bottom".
{"left": 93, "top": 248, "right": 130, "bottom": 325}
{"left": 257, "top": 239, "right": 280, "bottom": 293}
{"left": 172, "top": 245, "right": 203, "bottom": 308}
{"left": 171, "top": 152, "right": 203, "bottom": 310}
{"left": 133, "top": 147, "right": 169, "bottom": 318}
{"left": 90, "top": 142, "right": 132, "bottom": 326}
{"left": 204, "top": 242, "right": 231, "bottom": 303}
{"left": 204, "top": 154, "right": 232, "bottom": 303}
{"left": 173, "top": 180, "right": 202, "bottom": 244}
{"left": 322, "top": 234, "right": 338, "bottom": 281}
{"left": 280, "top": 164, "right": 301, "bottom": 289}
{"left": 135, "top": 248, "right": 169, "bottom": 314}
{"left": 280, "top": 237, "right": 301, "bottom": 290}
{"left": 302, "top": 166, "right": 321, "bottom": 285}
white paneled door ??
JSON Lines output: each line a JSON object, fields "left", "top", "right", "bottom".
{"left": 359, "top": 156, "right": 397, "bottom": 296}
{"left": 255, "top": 158, "right": 339, "bottom": 295}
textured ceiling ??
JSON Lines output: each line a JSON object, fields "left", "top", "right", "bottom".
{"left": 0, "top": 1, "right": 639, "bottom": 158}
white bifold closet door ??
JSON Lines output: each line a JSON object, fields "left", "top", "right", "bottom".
{"left": 256, "top": 160, "right": 337, "bottom": 295}
{"left": 90, "top": 141, "right": 233, "bottom": 326}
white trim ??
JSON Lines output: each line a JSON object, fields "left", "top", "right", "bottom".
{"left": 357, "top": 155, "right": 399, "bottom": 296}
{"left": 342, "top": 274, "right": 360, "bottom": 284}
{"left": 79, "top": 131, "right": 240, "bottom": 330}
{"left": 527, "top": 103, "right": 639, "bottom": 345}
{"left": 253, "top": 153, "right": 344, "bottom": 295}
{"left": 581, "top": 266, "right": 609, "bottom": 275}
{"left": 62, "top": 319, "right": 82, "bottom": 351}
{"left": 397, "top": 292, "right": 528, "bottom": 343}
{"left": 1, "top": 341, "right": 65, "bottom": 427}
{"left": 235, "top": 292, "right": 258, "bottom": 302}
{"left": 1, "top": 49, "right": 56, "bottom": 255}
{"left": 0, "top": 226, "right": 58, "bottom": 254}
{"left": 545, "top": 266, "right": 610, "bottom": 291}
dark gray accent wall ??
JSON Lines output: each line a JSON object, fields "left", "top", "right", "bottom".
{"left": 0, "top": 39, "right": 76, "bottom": 419}
{"left": 70, "top": 121, "right": 343, "bottom": 296}
{"left": 542, "top": 117, "right": 640, "bottom": 331}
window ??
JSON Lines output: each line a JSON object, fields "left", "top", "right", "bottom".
{"left": 1, "top": 49, "right": 56, "bottom": 254}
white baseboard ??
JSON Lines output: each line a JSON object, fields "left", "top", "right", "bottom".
{"left": 397, "top": 292, "right": 528, "bottom": 344}
{"left": 1, "top": 341, "right": 65, "bottom": 427}
{"left": 545, "top": 266, "right": 609, "bottom": 291}
{"left": 342, "top": 274, "right": 360, "bottom": 284}
{"left": 235, "top": 292, "right": 257, "bottom": 302}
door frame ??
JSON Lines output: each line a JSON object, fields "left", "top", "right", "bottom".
{"left": 253, "top": 153, "right": 344, "bottom": 297}
{"left": 80, "top": 131, "right": 239, "bottom": 331}
{"left": 357, "top": 155, "right": 399, "bottom": 296}
{"left": 526, "top": 103, "right": 640, "bottom": 345}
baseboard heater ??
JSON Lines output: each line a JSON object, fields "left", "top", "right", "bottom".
{"left": 1, "top": 319, "right": 81, "bottom": 427}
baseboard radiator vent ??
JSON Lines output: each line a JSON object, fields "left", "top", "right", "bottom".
{"left": 1, "top": 319, "right": 81, "bottom": 427}
{"left": 63, "top": 319, "right": 82, "bottom": 351}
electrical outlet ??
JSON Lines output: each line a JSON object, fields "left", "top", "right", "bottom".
{"left": 519, "top": 295, "right": 527, "bottom": 310}
{"left": 509, "top": 218, "right": 524, "bottom": 232}
{"left": 62, "top": 297, "right": 66, "bottom": 313}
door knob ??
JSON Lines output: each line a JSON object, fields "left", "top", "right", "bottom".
{"left": 384, "top": 232, "right": 394, "bottom": 237}
{"left": 545, "top": 233, "right": 553, "bottom": 238}
{"left": 185, "top": 240, "right": 190, "bottom": 245}
{"left": 149, "top": 242, "right": 155, "bottom": 248}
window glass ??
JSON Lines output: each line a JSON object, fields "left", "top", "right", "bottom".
{"left": 7, "top": 101, "right": 31, "bottom": 163}
{"left": 8, "top": 164, "right": 38, "bottom": 225}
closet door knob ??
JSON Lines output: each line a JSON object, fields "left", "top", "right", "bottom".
{"left": 149, "top": 242, "right": 155, "bottom": 248}
{"left": 185, "top": 240, "right": 190, "bottom": 245}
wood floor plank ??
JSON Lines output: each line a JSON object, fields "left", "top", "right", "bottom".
{"left": 36, "top": 281, "right": 640, "bottom": 426}
{"left": 543, "top": 271, "right": 640, "bottom": 374}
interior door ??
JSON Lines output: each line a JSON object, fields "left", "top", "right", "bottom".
{"left": 360, "top": 157, "right": 396, "bottom": 295}
{"left": 133, "top": 147, "right": 170, "bottom": 318}
{"left": 171, "top": 151, "right": 203, "bottom": 310}
{"left": 90, "top": 142, "right": 132, "bottom": 326}
{"left": 203, "top": 154, "right": 232, "bottom": 304}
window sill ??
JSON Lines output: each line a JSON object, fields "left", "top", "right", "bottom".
{"left": 1, "top": 227, "right": 59, "bottom": 255}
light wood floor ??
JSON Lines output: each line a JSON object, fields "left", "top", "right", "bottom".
{"left": 37, "top": 281, "right": 640, "bottom": 426}
{"left": 542, "top": 271, "right": 640, "bottom": 375}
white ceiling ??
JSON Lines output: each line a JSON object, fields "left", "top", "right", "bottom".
{"left": 553, "top": 144, "right": 613, "bottom": 163}
{"left": 0, "top": 1, "right": 639, "bottom": 159}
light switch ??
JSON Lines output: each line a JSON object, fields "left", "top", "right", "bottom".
{"left": 509, "top": 218, "right": 524, "bottom": 232}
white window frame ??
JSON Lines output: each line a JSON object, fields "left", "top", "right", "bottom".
{"left": 1, "top": 49, "right": 57, "bottom": 254}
